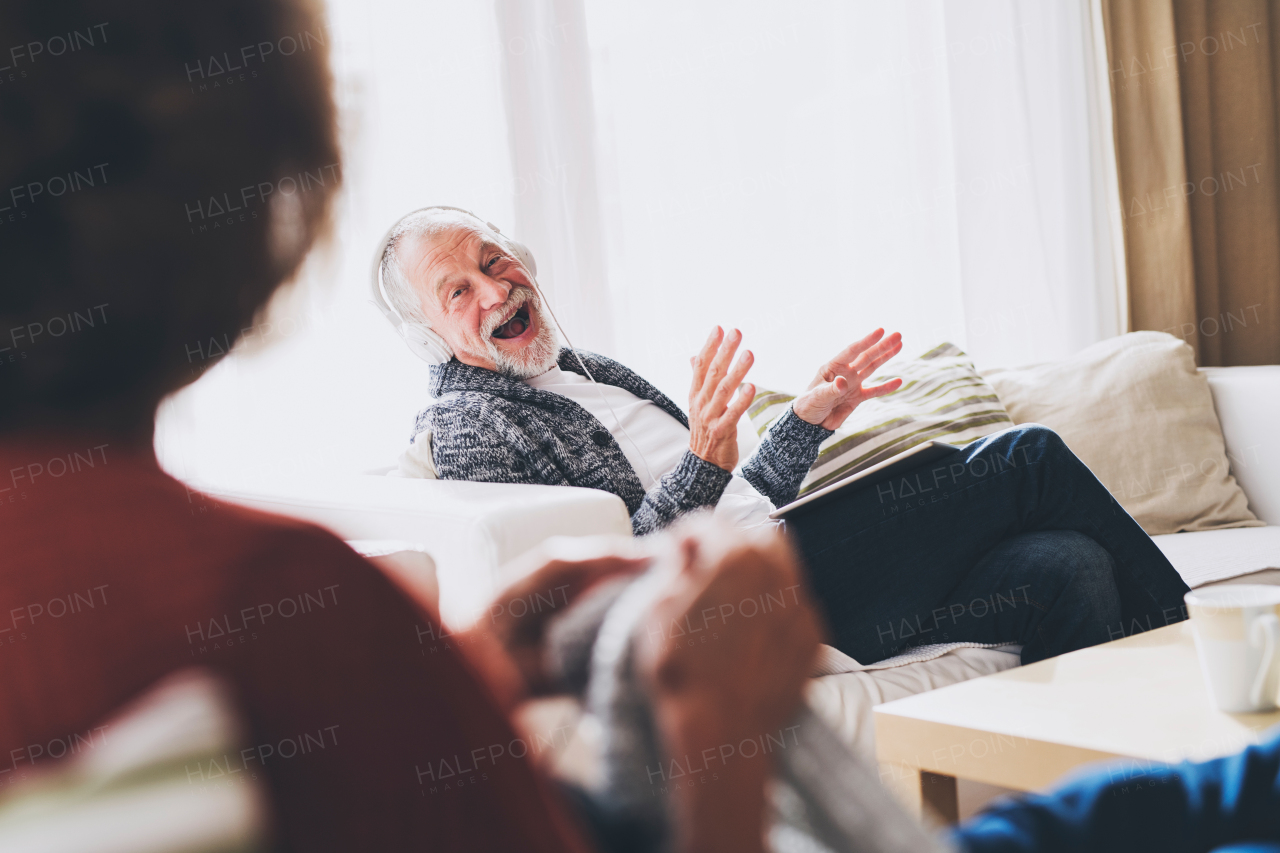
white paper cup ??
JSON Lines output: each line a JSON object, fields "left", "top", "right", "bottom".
{"left": 1185, "top": 585, "right": 1280, "bottom": 713}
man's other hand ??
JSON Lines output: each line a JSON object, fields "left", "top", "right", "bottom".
{"left": 792, "top": 328, "right": 903, "bottom": 430}
{"left": 688, "top": 326, "right": 755, "bottom": 472}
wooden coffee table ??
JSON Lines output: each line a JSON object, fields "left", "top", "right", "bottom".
{"left": 874, "top": 622, "right": 1280, "bottom": 823}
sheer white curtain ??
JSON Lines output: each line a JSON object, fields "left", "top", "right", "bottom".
{"left": 943, "top": 0, "right": 1125, "bottom": 368}
{"left": 575, "top": 0, "right": 1124, "bottom": 402}
{"left": 495, "top": 0, "right": 615, "bottom": 354}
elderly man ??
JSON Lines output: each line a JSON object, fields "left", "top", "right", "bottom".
{"left": 382, "top": 207, "right": 1189, "bottom": 666}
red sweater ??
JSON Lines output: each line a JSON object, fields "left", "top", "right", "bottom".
{"left": 0, "top": 432, "right": 591, "bottom": 852}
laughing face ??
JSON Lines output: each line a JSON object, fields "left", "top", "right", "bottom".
{"left": 406, "top": 220, "right": 560, "bottom": 378}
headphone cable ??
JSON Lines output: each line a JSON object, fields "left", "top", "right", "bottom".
{"left": 533, "top": 279, "right": 660, "bottom": 487}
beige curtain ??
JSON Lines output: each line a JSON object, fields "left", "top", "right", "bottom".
{"left": 1102, "top": 0, "right": 1280, "bottom": 365}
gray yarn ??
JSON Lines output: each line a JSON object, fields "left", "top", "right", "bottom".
{"left": 548, "top": 571, "right": 954, "bottom": 853}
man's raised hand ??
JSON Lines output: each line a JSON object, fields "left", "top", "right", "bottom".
{"left": 792, "top": 328, "right": 904, "bottom": 430}
{"left": 688, "top": 326, "right": 755, "bottom": 472}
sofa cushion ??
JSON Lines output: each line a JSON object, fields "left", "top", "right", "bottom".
{"left": 747, "top": 343, "right": 1014, "bottom": 496}
{"left": 1200, "top": 366, "right": 1280, "bottom": 525}
{"left": 806, "top": 646, "right": 1022, "bottom": 759}
{"left": 984, "top": 331, "right": 1261, "bottom": 535}
{"left": 1153, "top": 525, "right": 1280, "bottom": 587}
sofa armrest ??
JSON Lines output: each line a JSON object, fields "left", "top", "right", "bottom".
{"left": 1201, "top": 366, "right": 1280, "bottom": 524}
{"left": 204, "top": 475, "right": 632, "bottom": 623}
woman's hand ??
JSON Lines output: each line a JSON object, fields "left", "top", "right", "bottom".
{"left": 792, "top": 328, "right": 904, "bottom": 430}
{"left": 688, "top": 326, "right": 755, "bottom": 472}
{"left": 638, "top": 518, "right": 822, "bottom": 853}
{"left": 639, "top": 519, "right": 820, "bottom": 750}
{"left": 461, "top": 540, "right": 649, "bottom": 706}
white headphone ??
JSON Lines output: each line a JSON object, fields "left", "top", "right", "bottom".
{"left": 370, "top": 205, "right": 539, "bottom": 365}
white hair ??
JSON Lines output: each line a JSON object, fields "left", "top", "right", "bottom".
{"left": 378, "top": 208, "right": 560, "bottom": 378}
{"left": 377, "top": 208, "right": 491, "bottom": 327}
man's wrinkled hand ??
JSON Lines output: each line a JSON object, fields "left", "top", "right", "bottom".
{"left": 792, "top": 328, "right": 903, "bottom": 430}
{"left": 687, "top": 326, "right": 755, "bottom": 472}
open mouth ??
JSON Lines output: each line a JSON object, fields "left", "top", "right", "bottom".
{"left": 491, "top": 305, "right": 531, "bottom": 340}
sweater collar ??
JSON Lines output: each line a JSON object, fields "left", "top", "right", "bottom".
{"left": 427, "top": 347, "right": 690, "bottom": 428}
{"left": 427, "top": 348, "right": 584, "bottom": 401}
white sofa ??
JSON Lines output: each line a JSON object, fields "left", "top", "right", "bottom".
{"left": 211, "top": 365, "right": 1280, "bottom": 756}
{"left": 215, "top": 473, "right": 631, "bottom": 624}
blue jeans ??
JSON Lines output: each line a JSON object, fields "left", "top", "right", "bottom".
{"left": 786, "top": 426, "right": 1190, "bottom": 665}
{"left": 951, "top": 725, "right": 1280, "bottom": 852}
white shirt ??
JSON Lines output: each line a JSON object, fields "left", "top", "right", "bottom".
{"left": 525, "top": 366, "right": 776, "bottom": 528}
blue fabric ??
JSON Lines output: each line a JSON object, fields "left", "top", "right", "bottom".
{"left": 786, "top": 425, "right": 1190, "bottom": 664}
{"left": 950, "top": 725, "right": 1280, "bottom": 853}
{"left": 418, "top": 348, "right": 831, "bottom": 535}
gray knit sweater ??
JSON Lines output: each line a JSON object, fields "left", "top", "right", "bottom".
{"left": 413, "top": 348, "right": 831, "bottom": 535}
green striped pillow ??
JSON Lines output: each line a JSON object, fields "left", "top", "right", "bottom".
{"left": 748, "top": 343, "right": 1013, "bottom": 496}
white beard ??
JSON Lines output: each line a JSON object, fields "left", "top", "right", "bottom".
{"left": 460, "top": 286, "right": 561, "bottom": 379}
{"left": 488, "top": 305, "right": 560, "bottom": 379}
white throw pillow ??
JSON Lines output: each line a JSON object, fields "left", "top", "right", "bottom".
{"left": 984, "top": 331, "right": 1261, "bottom": 535}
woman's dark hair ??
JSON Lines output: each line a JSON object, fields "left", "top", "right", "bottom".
{"left": 0, "top": 0, "right": 339, "bottom": 435}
